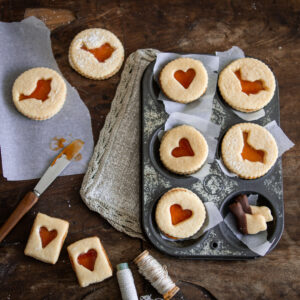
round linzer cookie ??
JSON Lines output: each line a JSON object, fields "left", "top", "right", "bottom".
{"left": 218, "top": 58, "right": 276, "bottom": 112}
{"left": 69, "top": 28, "right": 124, "bottom": 80}
{"left": 160, "top": 125, "right": 208, "bottom": 175}
{"left": 221, "top": 123, "right": 278, "bottom": 179}
{"left": 12, "top": 67, "right": 67, "bottom": 120}
{"left": 159, "top": 58, "right": 208, "bottom": 103}
{"left": 155, "top": 188, "right": 206, "bottom": 239}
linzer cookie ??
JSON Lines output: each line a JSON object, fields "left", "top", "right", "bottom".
{"left": 12, "top": 68, "right": 67, "bottom": 120}
{"left": 159, "top": 58, "right": 208, "bottom": 103}
{"left": 67, "top": 236, "right": 113, "bottom": 287}
{"left": 69, "top": 28, "right": 124, "bottom": 80}
{"left": 218, "top": 58, "right": 276, "bottom": 112}
{"left": 155, "top": 188, "right": 206, "bottom": 239}
{"left": 24, "top": 213, "right": 69, "bottom": 264}
{"left": 160, "top": 125, "right": 208, "bottom": 175}
{"left": 221, "top": 123, "right": 278, "bottom": 179}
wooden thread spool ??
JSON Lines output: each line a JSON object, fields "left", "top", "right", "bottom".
{"left": 134, "top": 250, "right": 180, "bottom": 300}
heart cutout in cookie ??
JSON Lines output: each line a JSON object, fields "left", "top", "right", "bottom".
{"left": 170, "top": 204, "right": 193, "bottom": 225}
{"left": 241, "top": 132, "right": 265, "bottom": 163}
{"left": 234, "top": 70, "right": 265, "bottom": 95}
{"left": 174, "top": 68, "right": 196, "bottom": 89}
{"left": 77, "top": 249, "right": 98, "bottom": 271}
{"left": 39, "top": 226, "right": 58, "bottom": 248}
{"left": 172, "top": 138, "right": 194, "bottom": 157}
{"left": 81, "top": 43, "right": 115, "bottom": 63}
{"left": 19, "top": 79, "right": 52, "bottom": 102}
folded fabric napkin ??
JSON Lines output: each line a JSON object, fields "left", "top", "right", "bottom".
{"left": 81, "top": 49, "right": 158, "bottom": 239}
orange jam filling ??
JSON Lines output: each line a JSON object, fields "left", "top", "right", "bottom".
{"left": 51, "top": 139, "right": 84, "bottom": 166}
{"left": 170, "top": 204, "right": 193, "bottom": 225}
{"left": 174, "top": 68, "right": 196, "bottom": 89}
{"left": 171, "top": 138, "right": 194, "bottom": 157}
{"left": 77, "top": 249, "right": 97, "bottom": 271}
{"left": 50, "top": 137, "right": 67, "bottom": 151}
{"left": 234, "top": 70, "right": 265, "bottom": 95}
{"left": 19, "top": 79, "right": 52, "bottom": 102}
{"left": 81, "top": 43, "right": 115, "bottom": 63}
{"left": 39, "top": 226, "right": 57, "bottom": 248}
{"left": 241, "top": 132, "right": 265, "bottom": 163}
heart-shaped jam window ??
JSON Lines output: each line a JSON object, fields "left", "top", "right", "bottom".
{"left": 241, "top": 132, "right": 265, "bottom": 163}
{"left": 77, "top": 249, "right": 98, "bottom": 271}
{"left": 172, "top": 138, "right": 194, "bottom": 157}
{"left": 234, "top": 70, "right": 265, "bottom": 95}
{"left": 39, "top": 226, "right": 58, "bottom": 248}
{"left": 19, "top": 79, "right": 52, "bottom": 102}
{"left": 81, "top": 43, "right": 115, "bottom": 63}
{"left": 174, "top": 68, "right": 196, "bottom": 89}
{"left": 170, "top": 204, "right": 193, "bottom": 225}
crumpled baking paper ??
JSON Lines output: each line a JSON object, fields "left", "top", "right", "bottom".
{"left": 0, "top": 17, "right": 94, "bottom": 180}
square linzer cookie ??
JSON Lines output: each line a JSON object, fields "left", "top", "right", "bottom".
{"left": 67, "top": 236, "right": 113, "bottom": 287}
{"left": 24, "top": 212, "right": 69, "bottom": 264}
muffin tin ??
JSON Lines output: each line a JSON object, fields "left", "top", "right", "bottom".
{"left": 141, "top": 59, "right": 284, "bottom": 259}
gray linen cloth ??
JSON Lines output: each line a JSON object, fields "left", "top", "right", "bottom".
{"left": 80, "top": 49, "right": 158, "bottom": 239}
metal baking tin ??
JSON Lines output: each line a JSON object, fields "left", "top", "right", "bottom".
{"left": 141, "top": 59, "right": 284, "bottom": 259}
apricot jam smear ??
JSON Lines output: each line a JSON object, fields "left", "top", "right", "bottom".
{"left": 174, "top": 68, "right": 196, "bottom": 89}
{"left": 172, "top": 138, "right": 194, "bottom": 157}
{"left": 241, "top": 132, "right": 264, "bottom": 163}
{"left": 39, "top": 226, "right": 57, "bottom": 248}
{"left": 81, "top": 43, "right": 115, "bottom": 63}
{"left": 77, "top": 249, "right": 97, "bottom": 271}
{"left": 234, "top": 70, "right": 265, "bottom": 95}
{"left": 170, "top": 204, "right": 193, "bottom": 225}
{"left": 19, "top": 79, "right": 52, "bottom": 102}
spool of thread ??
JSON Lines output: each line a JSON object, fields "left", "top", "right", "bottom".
{"left": 134, "top": 250, "right": 180, "bottom": 300}
{"left": 116, "top": 262, "right": 139, "bottom": 300}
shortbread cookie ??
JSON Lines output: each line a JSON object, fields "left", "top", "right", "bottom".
{"left": 69, "top": 28, "right": 124, "bottom": 80}
{"left": 155, "top": 188, "right": 206, "bottom": 239}
{"left": 24, "top": 213, "right": 69, "bottom": 264}
{"left": 12, "top": 68, "right": 67, "bottom": 120}
{"left": 67, "top": 236, "right": 113, "bottom": 287}
{"left": 159, "top": 58, "right": 208, "bottom": 103}
{"left": 221, "top": 123, "right": 278, "bottom": 179}
{"left": 229, "top": 202, "right": 267, "bottom": 235}
{"left": 218, "top": 58, "right": 276, "bottom": 112}
{"left": 160, "top": 125, "right": 208, "bottom": 175}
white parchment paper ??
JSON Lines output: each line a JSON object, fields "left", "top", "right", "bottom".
{"left": 161, "top": 201, "right": 223, "bottom": 242}
{"left": 162, "top": 112, "right": 221, "bottom": 180}
{"left": 216, "top": 46, "right": 266, "bottom": 121}
{"left": 0, "top": 17, "right": 94, "bottom": 180}
{"left": 224, "top": 194, "right": 273, "bottom": 256}
{"left": 216, "top": 120, "right": 295, "bottom": 177}
{"left": 153, "top": 52, "right": 219, "bottom": 120}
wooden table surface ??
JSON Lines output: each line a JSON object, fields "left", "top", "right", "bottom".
{"left": 0, "top": 1, "right": 299, "bottom": 299}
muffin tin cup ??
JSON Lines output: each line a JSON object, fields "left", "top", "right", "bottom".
{"left": 141, "top": 59, "right": 284, "bottom": 259}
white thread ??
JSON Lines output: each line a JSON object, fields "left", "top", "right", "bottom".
{"left": 135, "top": 252, "right": 176, "bottom": 296}
{"left": 117, "top": 268, "right": 138, "bottom": 300}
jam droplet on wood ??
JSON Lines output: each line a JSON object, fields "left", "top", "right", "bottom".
{"left": 170, "top": 204, "right": 193, "bottom": 225}
{"left": 174, "top": 68, "right": 196, "bottom": 89}
{"left": 19, "top": 79, "right": 52, "bottom": 102}
{"left": 241, "top": 132, "right": 265, "bottom": 163}
{"left": 77, "top": 249, "right": 98, "bottom": 271}
{"left": 81, "top": 43, "right": 115, "bottom": 63}
{"left": 171, "top": 138, "right": 194, "bottom": 157}
{"left": 234, "top": 70, "right": 265, "bottom": 95}
{"left": 39, "top": 226, "right": 58, "bottom": 248}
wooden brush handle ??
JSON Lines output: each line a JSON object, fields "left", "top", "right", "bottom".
{"left": 0, "top": 191, "right": 39, "bottom": 243}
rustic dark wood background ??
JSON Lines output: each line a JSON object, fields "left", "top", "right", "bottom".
{"left": 0, "top": 0, "right": 299, "bottom": 299}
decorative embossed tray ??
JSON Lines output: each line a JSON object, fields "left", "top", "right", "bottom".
{"left": 141, "top": 60, "right": 284, "bottom": 259}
